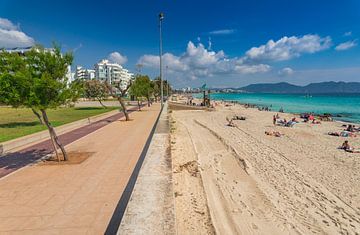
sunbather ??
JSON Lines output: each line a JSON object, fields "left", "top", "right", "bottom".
{"left": 233, "top": 115, "right": 246, "bottom": 120}
{"left": 340, "top": 140, "right": 360, "bottom": 153}
{"left": 328, "top": 131, "right": 357, "bottom": 137}
{"left": 312, "top": 119, "right": 321, "bottom": 124}
{"left": 265, "top": 131, "right": 283, "bottom": 137}
{"left": 226, "top": 117, "right": 237, "bottom": 127}
{"left": 285, "top": 120, "right": 297, "bottom": 127}
{"left": 277, "top": 119, "right": 296, "bottom": 127}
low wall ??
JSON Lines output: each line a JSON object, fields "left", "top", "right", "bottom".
{"left": 168, "top": 101, "right": 214, "bottom": 111}
{"left": 117, "top": 103, "right": 175, "bottom": 234}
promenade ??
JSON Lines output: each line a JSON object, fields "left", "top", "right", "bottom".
{"left": 0, "top": 106, "right": 138, "bottom": 179}
{"left": 0, "top": 103, "right": 160, "bottom": 234}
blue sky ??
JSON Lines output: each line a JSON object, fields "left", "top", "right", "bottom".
{"left": 0, "top": 0, "right": 360, "bottom": 88}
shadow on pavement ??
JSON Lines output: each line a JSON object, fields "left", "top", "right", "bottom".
{"left": 0, "top": 149, "right": 49, "bottom": 177}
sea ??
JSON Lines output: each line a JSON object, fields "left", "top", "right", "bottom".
{"left": 193, "top": 93, "right": 360, "bottom": 123}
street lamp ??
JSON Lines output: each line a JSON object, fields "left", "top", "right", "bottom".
{"left": 159, "top": 12, "right": 164, "bottom": 106}
{"left": 166, "top": 65, "right": 169, "bottom": 97}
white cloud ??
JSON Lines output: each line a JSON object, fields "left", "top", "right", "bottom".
{"left": 209, "top": 29, "right": 236, "bottom": 35}
{"left": 138, "top": 34, "right": 331, "bottom": 81}
{"left": 244, "top": 34, "right": 331, "bottom": 62}
{"left": 108, "top": 51, "right": 128, "bottom": 64}
{"left": 335, "top": 40, "right": 357, "bottom": 51}
{"left": 0, "top": 18, "right": 18, "bottom": 30}
{"left": 234, "top": 64, "right": 271, "bottom": 74}
{"left": 278, "top": 67, "right": 294, "bottom": 76}
{"left": 0, "top": 18, "right": 35, "bottom": 48}
{"left": 138, "top": 41, "right": 270, "bottom": 80}
{"left": 343, "top": 31, "right": 352, "bottom": 37}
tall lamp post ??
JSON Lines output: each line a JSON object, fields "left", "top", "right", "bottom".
{"left": 166, "top": 65, "right": 169, "bottom": 98}
{"left": 159, "top": 12, "right": 164, "bottom": 106}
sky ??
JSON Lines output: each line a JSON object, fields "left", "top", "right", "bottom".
{"left": 0, "top": 0, "right": 360, "bottom": 88}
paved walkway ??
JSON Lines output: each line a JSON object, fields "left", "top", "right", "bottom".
{"left": 0, "top": 103, "right": 160, "bottom": 234}
{"left": 0, "top": 106, "right": 140, "bottom": 178}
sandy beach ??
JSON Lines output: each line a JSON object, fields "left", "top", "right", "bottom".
{"left": 170, "top": 99, "right": 360, "bottom": 234}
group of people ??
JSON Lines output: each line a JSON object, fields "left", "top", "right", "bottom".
{"left": 328, "top": 131, "right": 357, "bottom": 137}
{"left": 302, "top": 113, "right": 322, "bottom": 124}
{"left": 345, "top": 124, "right": 360, "bottom": 132}
{"left": 273, "top": 114, "right": 298, "bottom": 127}
{"left": 258, "top": 106, "right": 271, "bottom": 111}
{"left": 329, "top": 125, "right": 359, "bottom": 137}
{"left": 220, "top": 100, "right": 360, "bottom": 153}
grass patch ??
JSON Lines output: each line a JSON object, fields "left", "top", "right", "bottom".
{"left": 0, "top": 106, "right": 118, "bottom": 142}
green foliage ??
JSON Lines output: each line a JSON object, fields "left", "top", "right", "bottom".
{"left": 0, "top": 50, "right": 30, "bottom": 107}
{"left": 0, "top": 45, "right": 77, "bottom": 110}
{"left": 130, "top": 74, "right": 153, "bottom": 100}
{"left": 83, "top": 80, "right": 108, "bottom": 101}
{"left": 152, "top": 76, "right": 172, "bottom": 98}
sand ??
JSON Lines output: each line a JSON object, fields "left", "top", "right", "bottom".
{"left": 170, "top": 100, "right": 360, "bottom": 234}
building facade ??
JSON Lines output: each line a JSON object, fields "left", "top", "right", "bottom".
{"left": 75, "top": 66, "right": 95, "bottom": 80}
{"left": 94, "top": 59, "right": 133, "bottom": 89}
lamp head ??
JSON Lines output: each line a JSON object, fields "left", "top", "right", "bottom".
{"left": 159, "top": 12, "right": 164, "bottom": 20}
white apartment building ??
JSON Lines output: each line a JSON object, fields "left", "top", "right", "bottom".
{"left": 75, "top": 66, "right": 95, "bottom": 80}
{"left": 94, "top": 59, "right": 133, "bottom": 90}
{"left": 66, "top": 65, "right": 75, "bottom": 84}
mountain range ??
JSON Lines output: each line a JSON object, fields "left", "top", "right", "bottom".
{"left": 237, "top": 81, "right": 360, "bottom": 94}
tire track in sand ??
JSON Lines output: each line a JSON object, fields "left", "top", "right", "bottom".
{"left": 199, "top": 116, "right": 360, "bottom": 234}
{"left": 180, "top": 117, "right": 295, "bottom": 234}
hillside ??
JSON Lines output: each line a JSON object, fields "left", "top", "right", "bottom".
{"left": 240, "top": 81, "right": 360, "bottom": 93}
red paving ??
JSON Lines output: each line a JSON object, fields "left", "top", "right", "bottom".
{"left": 0, "top": 106, "right": 139, "bottom": 178}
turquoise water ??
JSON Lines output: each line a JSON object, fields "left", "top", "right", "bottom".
{"left": 194, "top": 93, "right": 360, "bottom": 123}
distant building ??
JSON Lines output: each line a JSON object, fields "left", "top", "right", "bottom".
{"left": 66, "top": 65, "right": 74, "bottom": 84}
{"left": 94, "top": 59, "right": 133, "bottom": 90}
{"left": 75, "top": 66, "right": 95, "bottom": 80}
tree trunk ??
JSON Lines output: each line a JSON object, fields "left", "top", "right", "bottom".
{"left": 147, "top": 95, "right": 151, "bottom": 107}
{"left": 41, "top": 109, "right": 68, "bottom": 161}
{"left": 117, "top": 97, "right": 129, "bottom": 121}
{"left": 137, "top": 100, "right": 141, "bottom": 111}
{"left": 98, "top": 99, "right": 107, "bottom": 108}
{"left": 32, "top": 108, "right": 44, "bottom": 125}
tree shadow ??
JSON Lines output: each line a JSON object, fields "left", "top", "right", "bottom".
{"left": 0, "top": 121, "right": 39, "bottom": 128}
{"left": 0, "top": 149, "right": 49, "bottom": 172}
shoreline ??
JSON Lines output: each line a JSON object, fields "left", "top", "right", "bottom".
{"left": 192, "top": 94, "right": 360, "bottom": 124}
{"left": 191, "top": 93, "right": 360, "bottom": 124}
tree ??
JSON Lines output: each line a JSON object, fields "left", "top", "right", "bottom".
{"left": 152, "top": 77, "right": 172, "bottom": 101}
{"left": 105, "top": 79, "right": 132, "bottom": 121}
{"left": 152, "top": 77, "right": 161, "bottom": 101}
{"left": 0, "top": 45, "right": 79, "bottom": 161}
{"left": 83, "top": 80, "right": 108, "bottom": 108}
{"left": 130, "top": 75, "right": 152, "bottom": 110}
